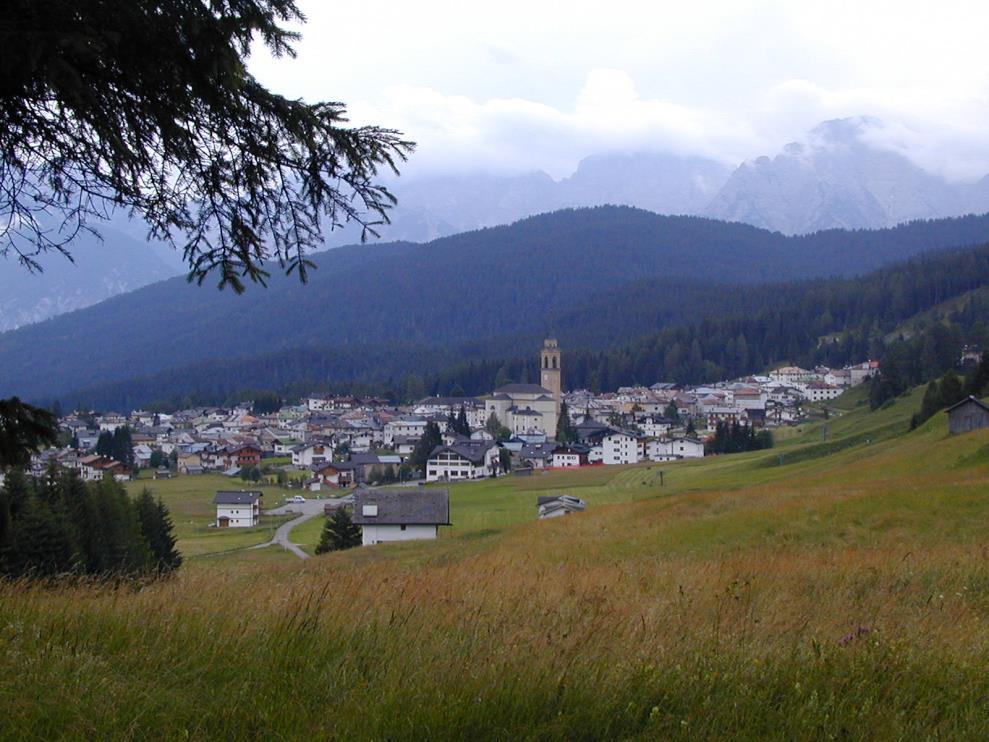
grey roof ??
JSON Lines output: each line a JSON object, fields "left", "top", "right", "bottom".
{"left": 213, "top": 490, "right": 262, "bottom": 505}
{"left": 428, "top": 441, "right": 496, "bottom": 465}
{"left": 494, "top": 383, "right": 553, "bottom": 395}
{"left": 416, "top": 396, "right": 481, "bottom": 406}
{"left": 352, "top": 488, "right": 451, "bottom": 526}
{"left": 521, "top": 441, "right": 557, "bottom": 459}
{"left": 946, "top": 396, "right": 989, "bottom": 414}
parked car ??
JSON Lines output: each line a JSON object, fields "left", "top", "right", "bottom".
{"left": 287, "top": 495, "right": 306, "bottom": 504}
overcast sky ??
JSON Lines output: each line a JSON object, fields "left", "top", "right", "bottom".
{"left": 250, "top": 0, "right": 989, "bottom": 181}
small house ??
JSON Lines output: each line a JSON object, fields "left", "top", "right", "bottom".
{"left": 946, "top": 396, "right": 989, "bottom": 435}
{"left": 213, "top": 490, "right": 262, "bottom": 528}
{"left": 537, "top": 495, "right": 587, "bottom": 519}
{"left": 352, "top": 487, "right": 451, "bottom": 546}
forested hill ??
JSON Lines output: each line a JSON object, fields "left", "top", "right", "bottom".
{"left": 5, "top": 206, "right": 989, "bottom": 405}
{"left": 50, "top": 239, "right": 989, "bottom": 410}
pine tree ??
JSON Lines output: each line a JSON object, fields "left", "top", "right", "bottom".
{"left": 556, "top": 401, "right": 577, "bottom": 444}
{"left": 965, "top": 352, "right": 989, "bottom": 397}
{"left": 111, "top": 426, "right": 134, "bottom": 467}
{"left": 96, "top": 431, "right": 113, "bottom": 457}
{"left": 939, "top": 373, "right": 965, "bottom": 409}
{"left": 456, "top": 405, "right": 471, "bottom": 436}
{"left": 408, "top": 421, "right": 443, "bottom": 474}
{"left": 1, "top": 495, "right": 76, "bottom": 578}
{"left": 485, "top": 411, "right": 502, "bottom": 438}
{"left": 136, "top": 489, "right": 182, "bottom": 574}
{"left": 315, "top": 508, "right": 362, "bottom": 554}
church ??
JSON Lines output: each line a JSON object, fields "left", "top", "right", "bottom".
{"left": 483, "top": 339, "right": 562, "bottom": 437}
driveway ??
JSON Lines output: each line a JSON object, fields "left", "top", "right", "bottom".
{"left": 253, "top": 495, "right": 347, "bottom": 560}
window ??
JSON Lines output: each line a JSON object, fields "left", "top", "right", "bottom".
{"left": 400, "top": 525, "right": 407, "bottom": 531}
{"left": 362, "top": 504, "right": 378, "bottom": 517}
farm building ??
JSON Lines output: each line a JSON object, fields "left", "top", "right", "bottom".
{"left": 946, "top": 396, "right": 989, "bottom": 435}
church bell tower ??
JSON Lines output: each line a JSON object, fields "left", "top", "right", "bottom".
{"left": 540, "top": 338, "right": 562, "bottom": 404}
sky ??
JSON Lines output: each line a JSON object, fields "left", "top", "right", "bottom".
{"left": 249, "top": 0, "right": 989, "bottom": 181}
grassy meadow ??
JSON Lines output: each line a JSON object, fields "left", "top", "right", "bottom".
{"left": 124, "top": 473, "right": 303, "bottom": 558}
{"left": 5, "top": 386, "right": 989, "bottom": 738}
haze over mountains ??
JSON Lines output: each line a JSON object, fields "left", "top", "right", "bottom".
{"left": 4, "top": 116, "right": 989, "bottom": 331}
{"left": 5, "top": 207, "right": 989, "bottom": 408}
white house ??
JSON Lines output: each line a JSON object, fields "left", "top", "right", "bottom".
{"left": 352, "top": 487, "right": 451, "bottom": 546}
{"left": 213, "top": 490, "right": 262, "bottom": 528}
{"left": 426, "top": 441, "right": 500, "bottom": 482}
{"left": 602, "top": 431, "right": 640, "bottom": 465}
{"left": 647, "top": 437, "right": 706, "bottom": 461}
{"left": 383, "top": 417, "right": 427, "bottom": 446}
{"left": 291, "top": 441, "right": 333, "bottom": 467}
{"left": 799, "top": 381, "right": 843, "bottom": 402}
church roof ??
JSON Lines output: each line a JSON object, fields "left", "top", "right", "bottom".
{"left": 494, "top": 383, "right": 553, "bottom": 395}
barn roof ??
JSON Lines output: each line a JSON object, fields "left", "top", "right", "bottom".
{"left": 352, "top": 488, "right": 451, "bottom": 526}
{"left": 945, "top": 396, "right": 989, "bottom": 414}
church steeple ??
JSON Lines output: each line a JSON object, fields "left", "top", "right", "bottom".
{"left": 540, "top": 338, "right": 561, "bottom": 405}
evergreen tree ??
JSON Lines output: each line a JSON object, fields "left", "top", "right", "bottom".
{"left": 499, "top": 447, "right": 513, "bottom": 474}
{"left": 556, "top": 401, "right": 577, "bottom": 444}
{"left": 135, "top": 489, "right": 182, "bottom": 574}
{"left": 3, "top": 0, "right": 412, "bottom": 291}
{"left": 1, "top": 494, "right": 76, "bottom": 578}
{"left": 455, "top": 405, "right": 471, "bottom": 436}
{"left": 485, "top": 411, "right": 502, "bottom": 438}
{"left": 0, "top": 398, "right": 58, "bottom": 469}
{"left": 408, "top": 421, "right": 443, "bottom": 474}
{"left": 111, "top": 426, "right": 134, "bottom": 468}
{"left": 95, "top": 431, "right": 113, "bottom": 458}
{"left": 965, "top": 352, "right": 989, "bottom": 397}
{"left": 939, "top": 372, "right": 965, "bottom": 409}
{"left": 315, "top": 508, "right": 362, "bottom": 554}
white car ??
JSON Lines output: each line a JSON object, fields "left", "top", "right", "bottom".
{"left": 287, "top": 495, "right": 306, "bottom": 504}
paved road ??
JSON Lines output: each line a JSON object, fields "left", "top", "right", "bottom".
{"left": 252, "top": 496, "right": 347, "bottom": 560}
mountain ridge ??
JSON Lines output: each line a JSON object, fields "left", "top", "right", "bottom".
{"left": 6, "top": 206, "right": 989, "bottom": 405}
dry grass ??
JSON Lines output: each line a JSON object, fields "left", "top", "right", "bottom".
{"left": 3, "top": 399, "right": 989, "bottom": 738}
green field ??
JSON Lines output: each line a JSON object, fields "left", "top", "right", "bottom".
{"left": 6, "top": 385, "right": 989, "bottom": 738}
{"left": 124, "top": 474, "right": 302, "bottom": 558}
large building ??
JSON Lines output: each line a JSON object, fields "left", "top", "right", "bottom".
{"left": 483, "top": 339, "right": 563, "bottom": 437}
{"left": 540, "top": 338, "right": 562, "bottom": 405}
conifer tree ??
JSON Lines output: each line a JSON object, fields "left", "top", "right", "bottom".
{"left": 456, "top": 405, "right": 471, "bottom": 436}
{"left": 556, "top": 401, "right": 577, "bottom": 444}
{"left": 96, "top": 431, "right": 113, "bottom": 458}
{"left": 136, "top": 489, "right": 182, "bottom": 574}
{"left": 315, "top": 508, "right": 362, "bottom": 554}
{"left": 1, "top": 495, "right": 76, "bottom": 578}
{"left": 0, "top": 398, "right": 58, "bottom": 469}
{"left": 408, "top": 421, "right": 443, "bottom": 474}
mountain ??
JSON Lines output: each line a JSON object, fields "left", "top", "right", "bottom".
{"left": 330, "top": 152, "right": 733, "bottom": 246}
{"left": 0, "top": 152, "right": 734, "bottom": 327}
{"left": 5, "top": 206, "right": 989, "bottom": 406}
{"left": 556, "top": 152, "right": 730, "bottom": 215}
{"left": 705, "top": 117, "right": 989, "bottom": 234}
{"left": 0, "top": 223, "right": 182, "bottom": 332}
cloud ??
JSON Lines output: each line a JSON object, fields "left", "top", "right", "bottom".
{"left": 349, "top": 70, "right": 989, "bottom": 183}
{"left": 248, "top": 0, "right": 989, "bottom": 182}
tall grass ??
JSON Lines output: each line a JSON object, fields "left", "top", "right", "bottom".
{"left": 3, "top": 406, "right": 989, "bottom": 738}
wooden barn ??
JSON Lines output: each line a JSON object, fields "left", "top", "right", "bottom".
{"left": 946, "top": 396, "right": 989, "bottom": 435}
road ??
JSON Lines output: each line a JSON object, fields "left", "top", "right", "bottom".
{"left": 252, "top": 495, "right": 348, "bottom": 560}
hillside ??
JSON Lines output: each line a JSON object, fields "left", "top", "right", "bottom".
{"left": 0, "top": 223, "right": 180, "bottom": 332}
{"left": 6, "top": 388, "right": 989, "bottom": 737}
{"left": 56, "top": 237, "right": 989, "bottom": 411}
{"left": 6, "top": 208, "right": 989, "bottom": 406}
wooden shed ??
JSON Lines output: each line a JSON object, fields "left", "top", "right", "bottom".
{"left": 946, "top": 396, "right": 989, "bottom": 435}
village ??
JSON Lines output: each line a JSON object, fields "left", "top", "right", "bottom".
{"left": 21, "top": 340, "right": 880, "bottom": 502}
